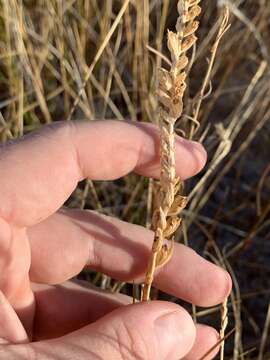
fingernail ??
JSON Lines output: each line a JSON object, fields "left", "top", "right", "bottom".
{"left": 154, "top": 310, "right": 195, "bottom": 359}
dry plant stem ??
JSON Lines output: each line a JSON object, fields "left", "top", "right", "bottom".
{"left": 258, "top": 302, "right": 270, "bottom": 360}
{"left": 67, "top": 0, "right": 130, "bottom": 121}
{"left": 189, "top": 6, "right": 230, "bottom": 139}
{"left": 220, "top": 297, "right": 228, "bottom": 360}
{"left": 142, "top": 0, "right": 201, "bottom": 302}
{"left": 188, "top": 10, "right": 231, "bottom": 357}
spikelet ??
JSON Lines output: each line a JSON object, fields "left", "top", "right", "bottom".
{"left": 142, "top": 0, "right": 201, "bottom": 302}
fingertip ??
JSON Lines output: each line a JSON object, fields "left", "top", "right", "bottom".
{"left": 184, "top": 324, "right": 220, "bottom": 360}
{"left": 154, "top": 244, "right": 232, "bottom": 308}
{"left": 175, "top": 137, "right": 207, "bottom": 179}
{"left": 196, "top": 263, "right": 232, "bottom": 307}
{"left": 190, "top": 140, "right": 208, "bottom": 171}
{"left": 210, "top": 265, "right": 232, "bottom": 305}
{"left": 221, "top": 267, "right": 233, "bottom": 299}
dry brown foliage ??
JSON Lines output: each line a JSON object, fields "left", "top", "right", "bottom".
{"left": 142, "top": 0, "right": 201, "bottom": 302}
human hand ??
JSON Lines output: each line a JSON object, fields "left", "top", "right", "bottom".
{"left": 0, "top": 120, "right": 231, "bottom": 359}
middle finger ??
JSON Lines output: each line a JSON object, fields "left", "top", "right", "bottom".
{"left": 28, "top": 209, "right": 231, "bottom": 307}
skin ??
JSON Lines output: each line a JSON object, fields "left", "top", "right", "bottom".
{"left": 0, "top": 120, "right": 232, "bottom": 359}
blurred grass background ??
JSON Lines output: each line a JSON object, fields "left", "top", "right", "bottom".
{"left": 0, "top": 0, "right": 269, "bottom": 358}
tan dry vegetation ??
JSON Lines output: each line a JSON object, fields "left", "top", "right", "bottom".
{"left": 142, "top": 0, "right": 202, "bottom": 302}
{"left": 0, "top": 0, "right": 269, "bottom": 358}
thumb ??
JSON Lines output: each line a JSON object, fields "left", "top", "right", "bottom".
{"left": 33, "top": 301, "right": 196, "bottom": 360}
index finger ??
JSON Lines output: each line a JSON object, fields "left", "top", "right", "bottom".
{"left": 0, "top": 120, "right": 206, "bottom": 227}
